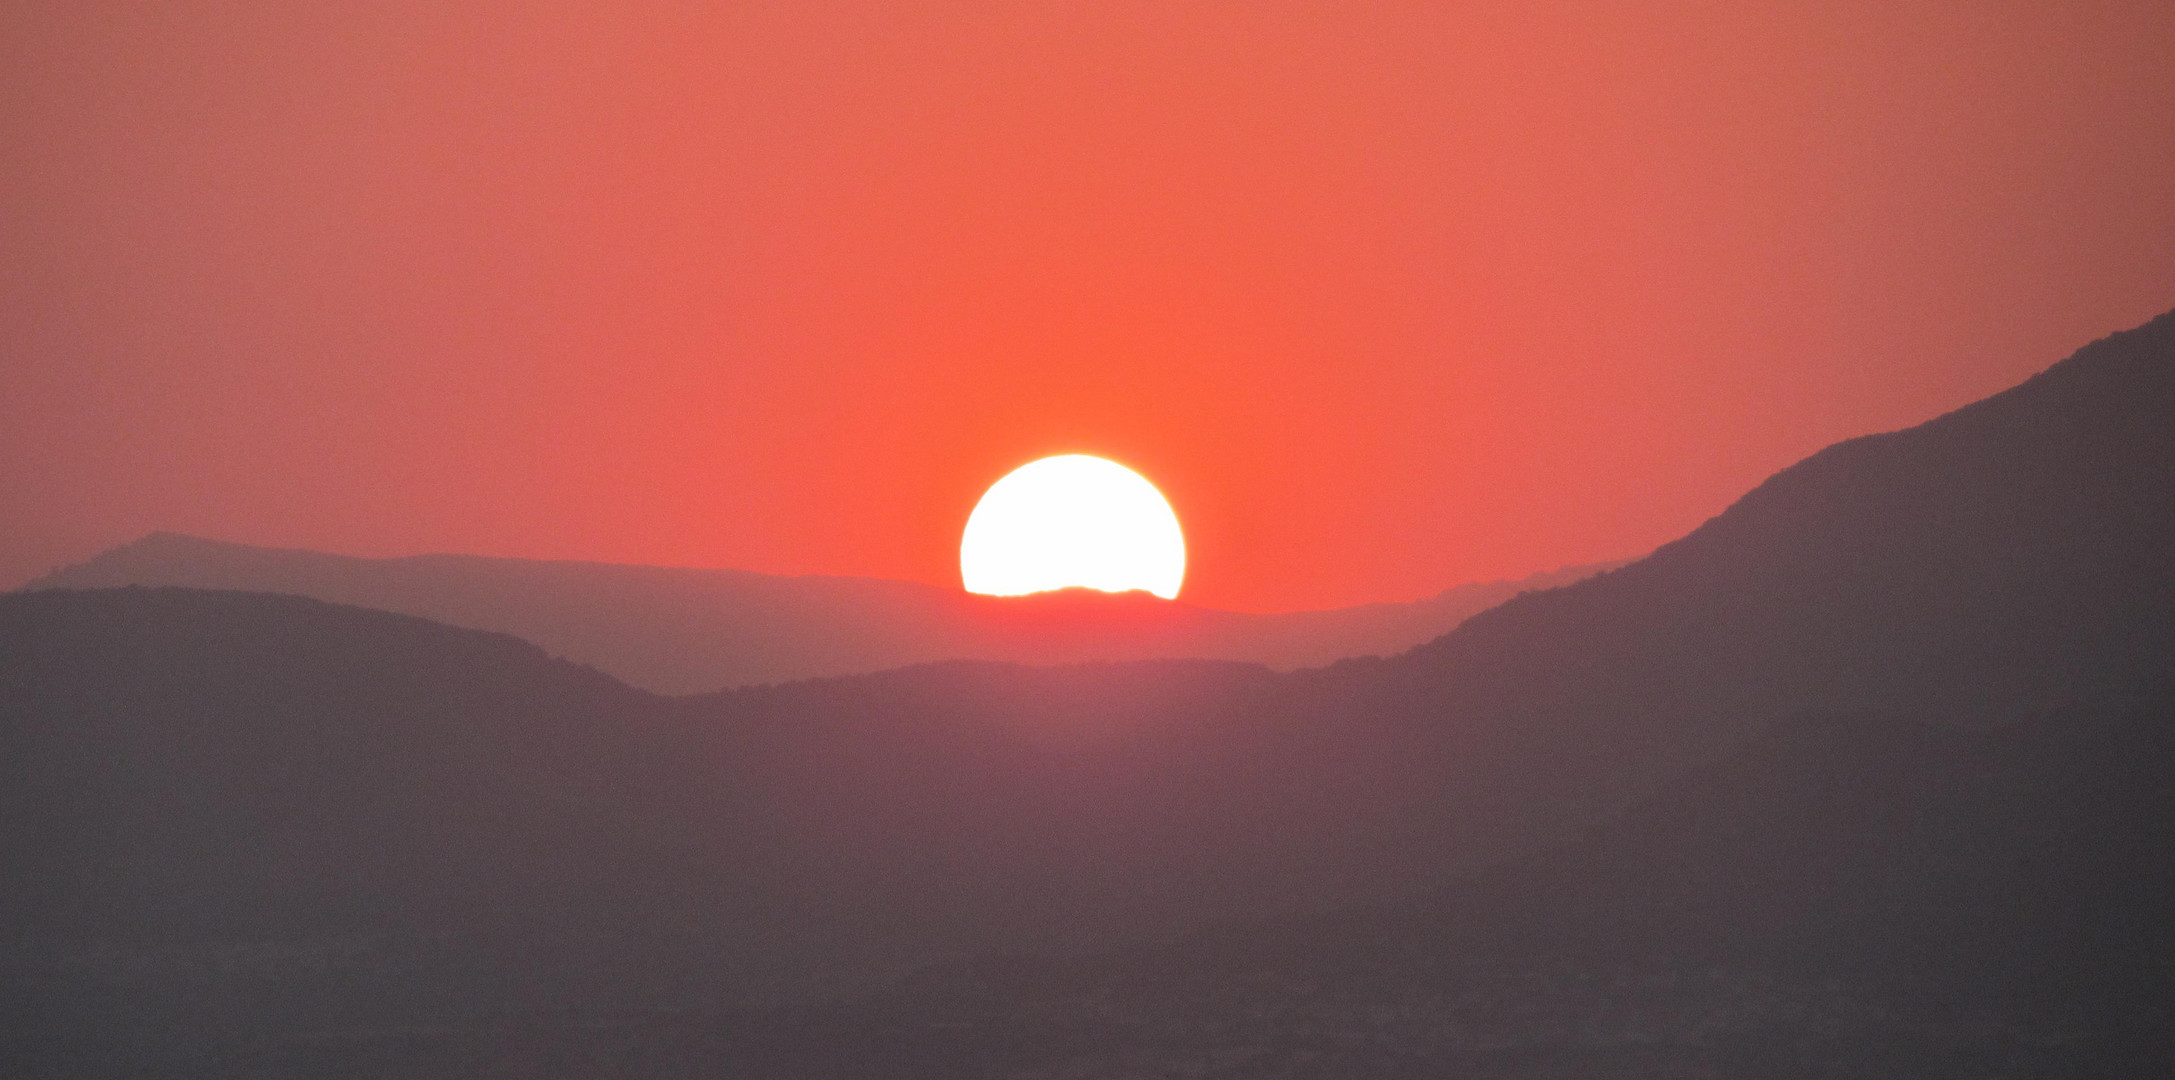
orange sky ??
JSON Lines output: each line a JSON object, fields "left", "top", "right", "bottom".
{"left": 4, "top": 1, "right": 2173, "bottom": 611}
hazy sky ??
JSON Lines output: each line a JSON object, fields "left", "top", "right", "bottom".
{"left": 5, "top": 1, "right": 2172, "bottom": 610}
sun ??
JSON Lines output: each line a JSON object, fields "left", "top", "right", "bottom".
{"left": 961, "top": 454, "right": 1186, "bottom": 600}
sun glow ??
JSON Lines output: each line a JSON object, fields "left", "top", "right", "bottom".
{"left": 960, "top": 455, "right": 1186, "bottom": 600}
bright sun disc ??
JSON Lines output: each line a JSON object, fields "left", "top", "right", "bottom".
{"left": 961, "top": 455, "right": 1186, "bottom": 600}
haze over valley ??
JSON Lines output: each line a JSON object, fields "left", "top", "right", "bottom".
{"left": 25, "top": 537, "right": 1620, "bottom": 693}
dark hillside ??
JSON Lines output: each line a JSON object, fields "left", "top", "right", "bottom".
{"left": 0, "top": 589, "right": 1308, "bottom": 1048}
{"left": 0, "top": 589, "right": 703, "bottom": 1041}
{"left": 695, "top": 702, "right": 2173, "bottom": 1079}
{"left": 85, "top": 700, "right": 2171, "bottom": 1079}
{"left": 1329, "top": 308, "right": 2175, "bottom": 840}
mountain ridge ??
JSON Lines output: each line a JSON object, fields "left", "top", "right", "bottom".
{"left": 23, "top": 532, "right": 1624, "bottom": 694}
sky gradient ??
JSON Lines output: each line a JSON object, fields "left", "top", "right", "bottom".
{"left": 5, "top": 1, "right": 2172, "bottom": 611}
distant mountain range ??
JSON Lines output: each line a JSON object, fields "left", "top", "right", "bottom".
{"left": 4, "top": 307, "right": 2171, "bottom": 1077}
{"left": 24, "top": 534, "right": 1623, "bottom": 693}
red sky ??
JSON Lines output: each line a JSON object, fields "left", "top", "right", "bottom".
{"left": 4, "top": 1, "right": 2172, "bottom": 612}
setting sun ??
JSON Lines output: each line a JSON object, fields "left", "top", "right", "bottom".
{"left": 960, "top": 455, "right": 1186, "bottom": 600}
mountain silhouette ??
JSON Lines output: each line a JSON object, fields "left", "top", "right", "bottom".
{"left": 3, "top": 308, "right": 2172, "bottom": 1076}
{"left": 24, "top": 533, "right": 1620, "bottom": 693}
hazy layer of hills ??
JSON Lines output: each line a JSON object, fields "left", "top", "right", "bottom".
{"left": 4, "top": 308, "right": 2172, "bottom": 1078}
{"left": 25, "top": 534, "right": 1621, "bottom": 693}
